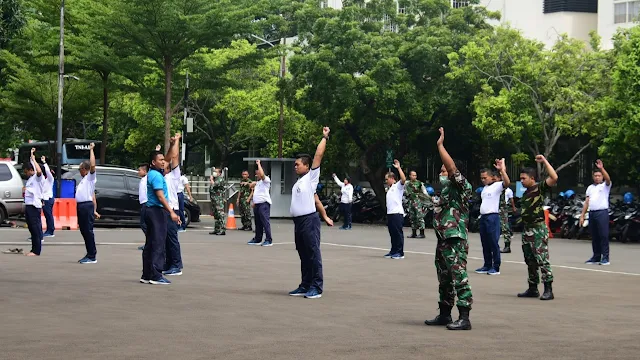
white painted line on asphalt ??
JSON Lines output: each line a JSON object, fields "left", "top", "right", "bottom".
{"left": 321, "top": 242, "right": 640, "bottom": 277}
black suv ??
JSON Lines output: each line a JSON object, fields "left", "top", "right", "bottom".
{"left": 62, "top": 165, "right": 200, "bottom": 227}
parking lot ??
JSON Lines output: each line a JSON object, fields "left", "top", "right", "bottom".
{"left": 1, "top": 218, "right": 639, "bottom": 360}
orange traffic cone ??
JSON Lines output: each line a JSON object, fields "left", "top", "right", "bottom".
{"left": 226, "top": 203, "right": 237, "bottom": 230}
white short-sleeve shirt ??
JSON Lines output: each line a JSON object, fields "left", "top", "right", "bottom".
{"left": 165, "top": 166, "right": 181, "bottom": 210}
{"left": 139, "top": 175, "right": 148, "bottom": 204}
{"left": 75, "top": 171, "right": 97, "bottom": 203}
{"left": 178, "top": 175, "right": 188, "bottom": 193}
{"left": 333, "top": 175, "right": 354, "bottom": 203}
{"left": 586, "top": 182, "right": 612, "bottom": 211}
{"left": 480, "top": 181, "right": 504, "bottom": 215}
{"left": 504, "top": 188, "right": 514, "bottom": 204}
{"left": 25, "top": 172, "right": 44, "bottom": 208}
{"left": 386, "top": 181, "right": 405, "bottom": 215}
{"left": 41, "top": 163, "right": 55, "bottom": 201}
{"left": 253, "top": 176, "right": 272, "bottom": 205}
{"left": 290, "top": 167, "right": 320, "bottom": 217}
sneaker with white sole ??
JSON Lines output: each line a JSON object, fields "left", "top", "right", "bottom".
{"left": 78, "top": 257, "right": 97, "bottom": 264}
{"left": 149, "top": 277, "right": 171, "bottom": 285}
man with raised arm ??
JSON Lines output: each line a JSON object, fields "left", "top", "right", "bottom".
{"left": 288, "top": 127, "right": 330, "bottom": 300}
{"left": 580, "top": 160, "right": 612, "bottom": 266}
{"left": 76, "top": 143, "right": 98, "bottom": 264}
{"left": 40, "top": 155, "right": 56, "bottom": 238}
{"left": 23, "top": 148, "right": 44, "bottom": 256}
{"left": 424, "top": 128, "right": 474, "bottom": 331}
{"left": 162, "top": 133, "right": 184, "bottom": 276}
{"left": 332, "top": 173, "right": 354, "bottom": 230}
{"left": 516, "top": 155, "right": 558, "bottom": 301}
{"left": 383, "top": 160, "right": 407, "bottom": 260}
{"left": 247, "top": 160, "right": 273, "bottom": 246}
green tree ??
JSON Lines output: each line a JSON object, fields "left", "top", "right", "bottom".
{"left": 0, "top": 0, "right": 25, "bottom": 49}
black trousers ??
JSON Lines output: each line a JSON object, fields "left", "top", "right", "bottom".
{"left": 589, "top": 209, "right": 610, "bottom": 260}
{"left": 25, "top": 205, "right": 43, "bottom": 255}
{"left": 165, "top": 211, "right": 183, "bottom": 270}
{"left": 77, "top": 201, "right": 96, "bottom": 259}
{"left": 340, "top": 203, "right": 352, "bottom": 228}
{"left": 293, "top": 213, "right": 323, "bottom": 292}
{"left": 387, "top": 213, "right": 404, "bottom": 256}
{"left": 142, "top": 206, "right": 167, "bottom": 281}
{"left": 254, "top": 202, "right": 272, "bottom": 242}
{"left": 140, "top": 204, "right": 147, "bottom": 236}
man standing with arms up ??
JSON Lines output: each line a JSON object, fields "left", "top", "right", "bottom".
{"left": 424, "top": 128, "right": 473, "bottom": 331}
{"left": 288, "top": 127, "right": 330, "bottom": 300}
{"left": 500, "top": 182, "right": 516, "bottom": 253}
{"left": 208, "top": 167, "right": 227, "bottom": 236}
{"left": 247, "top": 160, "right": 273, "bottom": 246}
{"left": 580, "top": 160, "right": 612, "bottom": 266}
{"left": 76, "top": 143, "right": 98, "bottom": 264}
{"left": 383, "top": 160, "right": 407, "bottom": 260}
{"left": 23, "top": 149, "right": 43, "bottom": 256}
{"left": 162, "top": 133, "right": 183, "bottom": 276}
{"left": 332, "top": 173, "right": 354, "bottom": 230}
{"left": 516, "top": 155, "right": 557, "bottom": 300}
{"left": 237, "top": 170, "right": 253, "bottom": 231}
{"left": 405, "top": 171, "right": 428, "bottom": 239}
{"left": 40, "top": 155, "right": 56, "bottom": 238}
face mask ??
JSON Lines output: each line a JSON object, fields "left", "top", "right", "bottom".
{"left": 440, "top": 175, "right": 450, "bottom": 186}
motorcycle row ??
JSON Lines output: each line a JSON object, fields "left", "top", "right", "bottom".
{"left": 319, "top": 184, "right": 639, "bottom": 243}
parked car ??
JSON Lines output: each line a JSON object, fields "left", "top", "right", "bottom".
{"left": 0, "top": 161, "right": 25, "bottom": 222}
{"left": 62, "top": 165, "right": 200, "bottom": 227}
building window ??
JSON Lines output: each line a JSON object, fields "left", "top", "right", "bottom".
{"left": 451, "top": 0, "right": 470, "bottom": 8}
{"left": 398, "top": 7, "right": 406, "bottom": 14}
{"left": 320, "top": 0, "right": 328, "bottom": 9}
{"left": 614, "top": 1, "right": 640, "bottom": 24}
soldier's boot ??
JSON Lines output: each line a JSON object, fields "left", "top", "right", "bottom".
{"left": 446, "top": 306, "right": 472, "bottom": 331}
{"left": 407, "top": 229, "right": 418, "bottom": 238}
{"left": 517, "top": 283, "right": 540, "bottom": 298}
{"left": 501, "top": 245, "right": 511, "bottom": 253}
{"left": 424, "top": 303, "right": 453, "bottom": 326}
{"left": 540, "top": 282, "right": 554, "bottom": 301}
{"left": 417, "top": 229, "right": 426, "bottom": 239}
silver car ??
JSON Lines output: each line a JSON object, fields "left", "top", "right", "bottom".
{"left": 0, "top": 161, "right": 25, "bottom": 222}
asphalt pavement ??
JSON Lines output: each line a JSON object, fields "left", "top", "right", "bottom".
{"left": 1, "top": 217, "right": 639, "bottom": 360}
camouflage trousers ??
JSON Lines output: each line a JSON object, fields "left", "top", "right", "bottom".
{"left": 211, "top": 197, "right": 226, "bottom": 233}
{"left": 522, "top": 223, "right": 554, "bottom": 284}
{"left": 408, "top": 200, "right": 426, "bottom": 230}
{"left": 434, "top": 234, "right": 473, "bottom": 308}
{"left": 239, "top": 201, "right": 252, "bottom": 228}
{"left": 500, "top": 208, "right": 512, "bottom": 247}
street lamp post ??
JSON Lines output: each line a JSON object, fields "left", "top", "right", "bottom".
{"left": 55, "top": 0, "right": 65, "bottom": 195}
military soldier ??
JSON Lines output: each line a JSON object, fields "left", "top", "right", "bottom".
{"left": 405, "top": 171, "right": 428, "bottom": 239}
{"left": 237, "top": 170, "right": 253, "bottom": 231}
{"left": 517, "top": 155, "right": 557, "bottom": 301}
{"left": 424, "top": 127, "right": 473, "bottom": 331}
{"left": 499, "top": 179, "right": 516, "bottom": 253}
{"left": 208, "top": 167, "right": 227, "bottom": 236}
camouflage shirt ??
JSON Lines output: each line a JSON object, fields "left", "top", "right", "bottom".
{"left": 520, "top": 180, "right": 551, "bottom": 226}
{"left": 499, "top": 189, "right": 508, "bottom": 212}
{"left": 238, "top": 178, "right": 253, "bottom": 201}
{"left": 405, "top": 180, "right": 429, "bottom": 201}
{"left": 433, "top": 171, "right": 473, "bottom": 240}
{"left": 209, "top": 176, "right": 226, "bottom": 200}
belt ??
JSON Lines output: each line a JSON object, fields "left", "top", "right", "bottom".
{"left": 589, "top": 209, "right": 608, "bottom": 212}
{"left": 77, "top": 201, "right": 93, "bottom": 205}
{"left": 293, "top": 212, "right": 317, "bottom": 219}
{"left": 481, "top": 213, "right": 499, "bottom": 216}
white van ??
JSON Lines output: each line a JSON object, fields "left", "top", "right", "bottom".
{"left": 0, "top": 161, "right": 24, "bottom": 222}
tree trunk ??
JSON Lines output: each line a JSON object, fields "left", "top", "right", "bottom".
{"left": 163, "top": 57, "right": 173, "bottom": 152}
{"left": 100, "top": 73, "right": 110, "bottom": 164}
{"left": 361, "top": 157, "right": 387, "bottom": 214}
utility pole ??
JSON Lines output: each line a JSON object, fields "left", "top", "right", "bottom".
{"left": 55, "top": 0, "right": 65, "bottom": 196}
{"left": 278, "top": 38, "right": 286, "bottom": 159}
{"left": 182, "top": 71, "right": 189, "bottom": 167}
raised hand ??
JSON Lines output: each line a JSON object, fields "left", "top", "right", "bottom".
{"left": 89, "top": 143, "right": 95, "bottom": 150}
{"left": 494, "top": 158, "right": 505, "bottom": 171}
{"left": 41, "top": 156, "right": 46, "bottom": 163}
{"left": 155, "top": 144, "right": 161, "bottom": 151}
{"left": 256, "top": 160, "right": 261, "bottom": 165}
{"left": 437, "top": 127, "right": 444, "bottom": 146}
{"left": 595, "top": 159, "right": 604, "bottom": 169}
{"left": 30, "top": 148, "right": 36, "bottom": 158}
{"left": 392, "top": 159, "right": 400, "bottom": 169}
{"left": 323, "top": 127, "right": 330, "bottom": 137}
{"left": 535, "top": 155, "right": 546, "bottom": 163}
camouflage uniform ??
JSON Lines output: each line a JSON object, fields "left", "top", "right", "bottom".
{"left": 406, "top": 180, "right": 427, "bottom": 230}
{"left": 209, "top": 176, "right": 227, "bottom": 233}
{"left": 499, "top": 190, "right": 513, "bottom": 248}
{"left": 520, "top": 180, "right": 554, "bottom": 285}
{"left": 432, "top": 171, "right": 474, "bottom": 309}
{"left": 238, "top": 178, "right": 253, "bottom": 229}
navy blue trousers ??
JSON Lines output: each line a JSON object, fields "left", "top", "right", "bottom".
{"left": 142, "top": 206, "right": 167, "bottom": 281}
{"left": 165, "top": 211, "right": 183, "bottom": 270}
{"left": 77, "top": 201, "right": 96, "bottom": 259}
{"left": 140, "top": 204, "right": 147, "bottom": 236}
{"left": 254, "top": 202, "right": 272, "bottom": 242}
{"left": 387, "top": 213, "right": 404, "bottom": 256}
{"left": 480, "top": 213, "right": 501, "bottom": 269}
{"left": 340, "top": 203, "right": 352, "bottom": 228}
{"left": 25, "top": 205, "right": 42, "bottom": 255}
{"left": 178, "top": 192, "right": 186, "bottom": 230}
{"left": 43, "top": 197, "right": 55, "bottom": 235}
{"left": 589, "top": 209, "right": 610, "bottom": 261}
{"left": 293, "top": 213, "right": 323, "bottom": 292}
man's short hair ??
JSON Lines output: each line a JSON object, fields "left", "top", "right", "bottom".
{"left": 79, "top": 160, "right": 91, "bottom": 170}
{"left": 138, "top": 163, "right": 149, "bottom": 171}
{"left": 297, "top": 153, "right": 312, "bottom": 167}
{"left": 24, "top": 163, "right": 34, "bottom": 171}
{"left": 520, "top": 167, "right": 537, "bottom": 180}
{"left": 242, "top": 169, "right": 249, "bottom": 174}
{"left": 386, "top": 172, "right": 396, "bottom": 180}
{"left": 480, "top": 168, "right": 496, "bottom": 177}
{"left": 148, "top": 150, "right": 163, "bottom": 165}
{"left": 593, "top": 169, "right": 603, "bottom": 174}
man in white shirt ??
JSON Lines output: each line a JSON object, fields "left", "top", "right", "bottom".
{"left": 162, "top": 133, "right": 184, "bottom": 276}
{"left": 332, "top": 173, "right": 354, "bottom": 230}
{"left": 476, "top": 160, "right": 510, "bottom": 275}
{"left": 247, "top": 160, "right": 273, "bottom": 246}
{"left": 76, "top": 143, "right": 98, "bottom": 264}
{"left": 177, "top": 171, "right": 191, "bottom": 232}
{"left": 23, "top": 148, "right": 43, "bottom": 256}
{"left": 137, "top": 163, "right": 149, "bottom": 251}
{"left": 288, "top": 127, "right": 330, "bottom": 300}
{"left": 384, "top": 159, "right": 407, "bottom": 260}
{"left": 40, "top": 156, "right": 56, "bottom": 237}
{"left": 580, "top": 159, "right": 612, "bottom": 265}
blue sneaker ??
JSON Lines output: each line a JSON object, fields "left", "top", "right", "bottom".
{"left": 475, "top": 266, "right": 490, "bottom": 274}
{"left": 391, "top": 254, "right": 405, "bottom": 260}
{"left": 149, "top": 277, "right": 171, "bottom": 285}
{"left": 289, "top": 286, "right": 308, "bottom": 297}
{"left": 383, "top": 252, "right": 393, "bottom": 258}
{"left": 138, "top": 246, "right": 145, "bottom": 251}
{"left": 43, "top": 233, "right": 55, "bottom": 238}
{"left": 600, "top": 259, "right": 610, "bottom": 266}
{"left": 247, "top": 239, "right": 261, "bottom": 245}
{"left": 261, "top": 240, "right": 273, "bottom": 247}
{"left": 162, "top": 268, "right": 183, "bottom": 276}
{"left": 585, "top": 257, "right": 600, "bottom": 264}
{"left": 78, "top": 257, "right": 97, "bottom": 264}
{"left": 178, "top": 229, "right": 186, "bottom": 233}
{"left": 140, "top": 278, "right": 150, "bottom": 284}
{"left": 488, "top": 268, "right": 501, "bottom": 275}
{"left": 304, "top": 288, "right": 322, "bottom": 299}
{"left": 339, "top": 226, "right": 348, "bottom": 230}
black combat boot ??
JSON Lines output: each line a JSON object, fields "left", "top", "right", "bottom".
{"left": 500, "top": 245, "right": 511, "bottom": 253}
{"left": 517, "top": 283, "right": 540, "bottom": 298}
{"left": 417, "top": 229, "right": 426, "bottom": 239}
{"left": 540, "top": 282, "right": 554, "bottom": 300}
{"left": 446, "top": 306, "right": 471, "bottom": 330}
{"left": 408, "top": 229, "right": 417, "bottom": 238}
{"left": 424, "top": 303, "right": 453, "bottom": 326}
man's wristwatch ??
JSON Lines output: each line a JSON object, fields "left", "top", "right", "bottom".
{"left": 323, "top": 135, "right": 329, "bottom": 140}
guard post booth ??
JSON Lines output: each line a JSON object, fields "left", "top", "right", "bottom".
{"left": 242, "top": 157, "right": 297, "bottom": 218}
